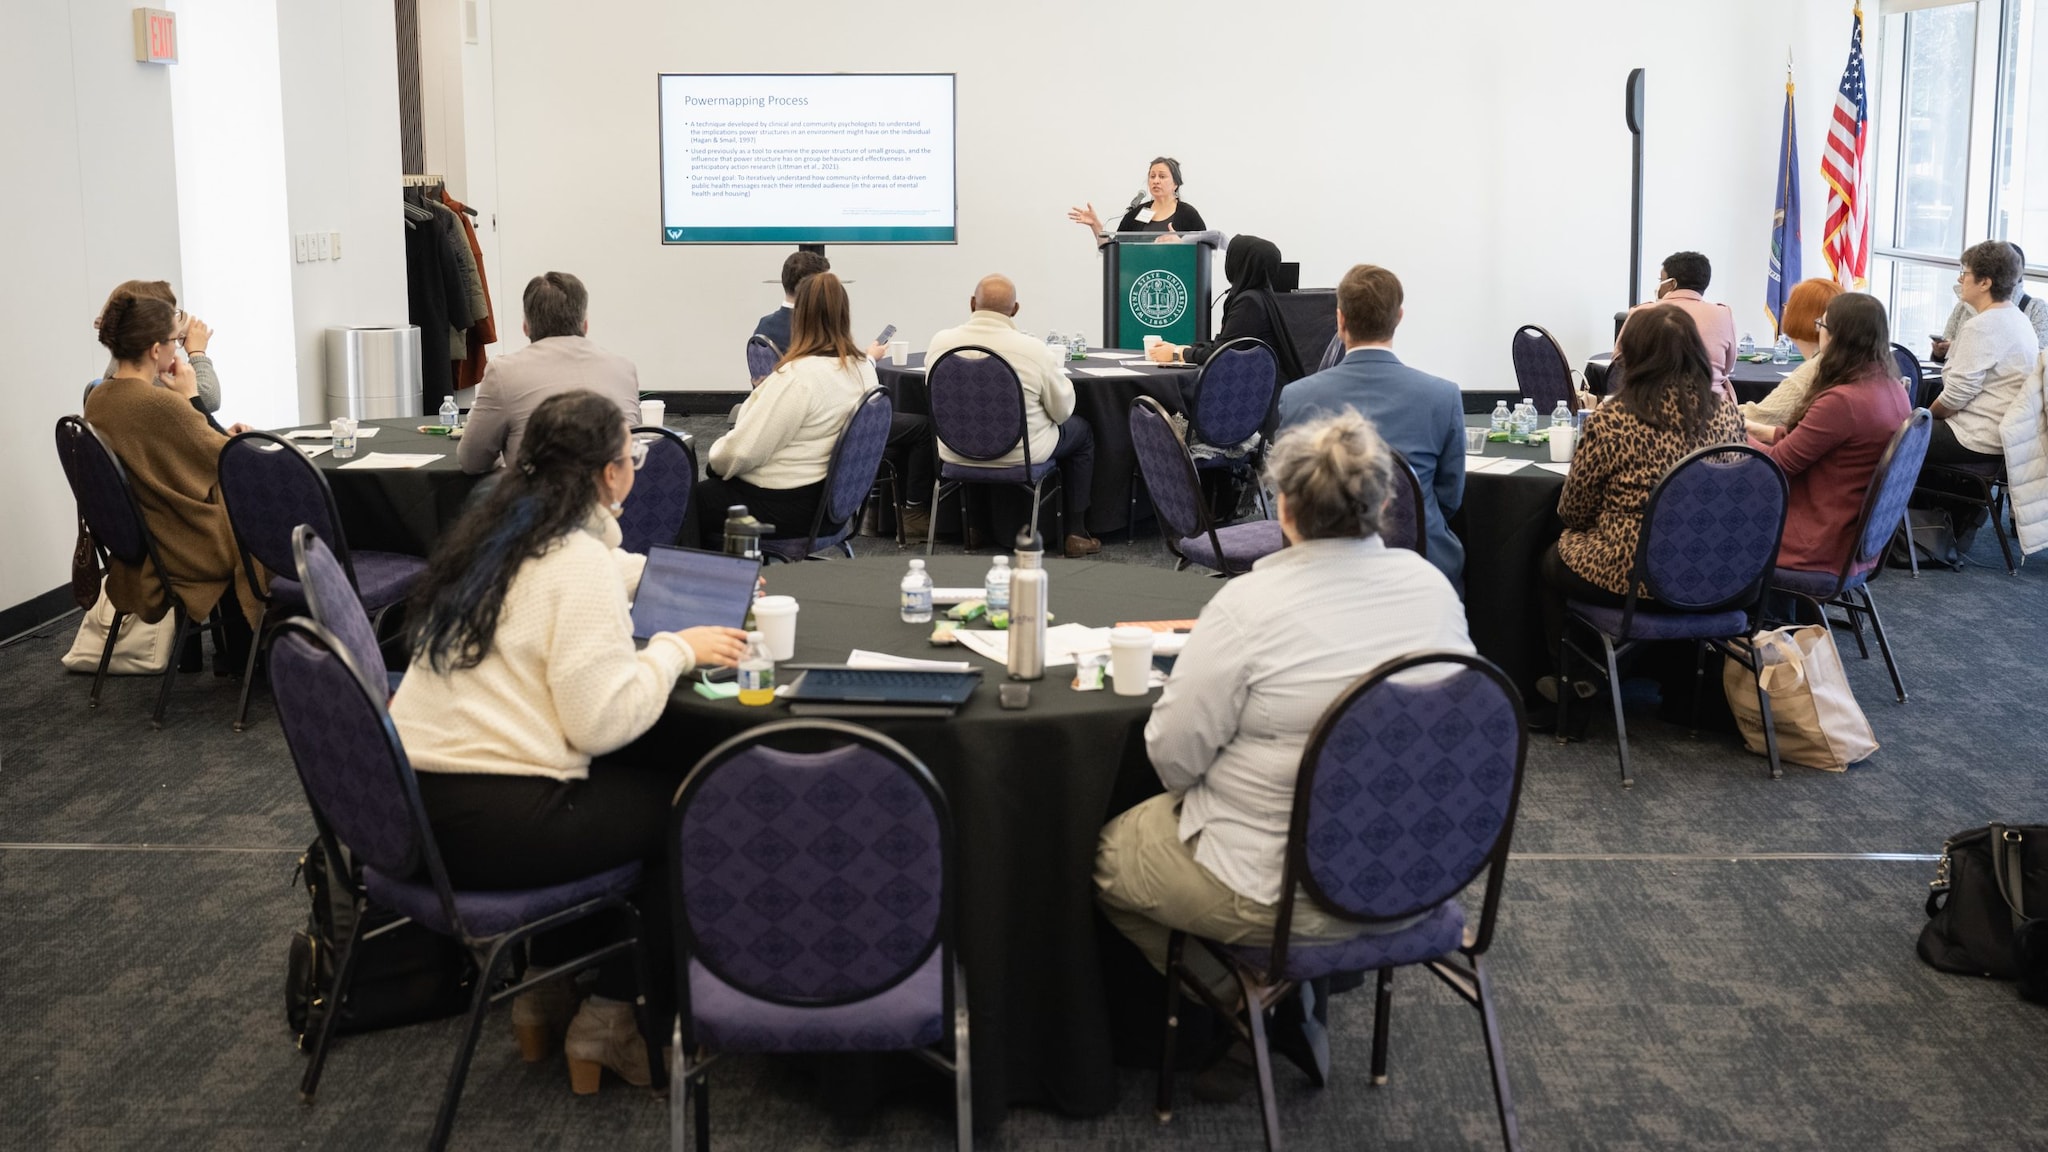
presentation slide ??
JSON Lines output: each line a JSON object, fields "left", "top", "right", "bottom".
{"left": 658, "top": 73, "right": 956, "bottom": 244}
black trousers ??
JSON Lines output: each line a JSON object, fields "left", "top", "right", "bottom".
{"left": 1916, "top": 419, "right": 2003, "bottom": 532}
{"left": 415, "top": 762, "right": 680, "bottom": 1018}
{"left": 1051, "top": 417, "right": 1096, "bottom": 536}
{"left": 695, "top": 476, "right": 828, "bottom": 548}
{"left": 888, "top": 414, "right": 934, "bottom": 505}
{"left": 1540, "top": 543, "right": 1631, "bottom": 662}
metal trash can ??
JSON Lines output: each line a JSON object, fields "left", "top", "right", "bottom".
{"left": 325, "top": 326, "right": 422, "bottom": 421}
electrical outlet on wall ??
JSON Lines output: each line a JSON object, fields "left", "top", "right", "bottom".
{"left": 316, "top": 232, "right": 331, "bottom": 260}
{"left": 329, "top": 231, "right": 342, "bottom": 259}
{"left": 293, "top": 234, "right": 308, "bottom": 263}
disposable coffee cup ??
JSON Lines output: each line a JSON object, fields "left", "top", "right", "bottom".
{"left": 888, "top": 340, "right": 909, "bottom": 366}
{"left": 1549, "top": 426, "right": 1575, "bottom": 462}
{"left": 330, "top": 417, "right": 357, "bottom": 459}
{"left": 639, "top": 399, "right": 666, "bottom": 428}
{"left": 1109, "top": 626, "right": 1155, "bottom": 696}
{"left": 753, "top": 595, "right": 798, "bottom": 661}
{"left": 1142, "top": 335, "right": 1164, "bottom": 352}
{"left": 1465, "top": 426, "right": 1487, "bottom": 455}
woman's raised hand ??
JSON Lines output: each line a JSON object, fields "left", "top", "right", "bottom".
{"left": 1067, "top": 203, "right": 1103, "bottom": 235}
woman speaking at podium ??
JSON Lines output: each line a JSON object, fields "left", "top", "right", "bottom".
{"left": 1068, "top": 157, "right": 1206, "bottom": 247}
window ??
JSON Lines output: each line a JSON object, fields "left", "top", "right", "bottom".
{"left": 1995, "top": 0, "right": 2048, "bottom": 255}
{"left": 1894, "top": 4, "right": 1977, "bottom": 257}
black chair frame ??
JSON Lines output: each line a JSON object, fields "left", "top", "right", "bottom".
{"left": 1557, "top": 444, "right": 1790, "bottom": 785}
{"left": 277, "top": 618, "right": 667, "bottom": 1151}
{"left": 1914, "top": 458, "right": 2020, "bottom": 575}
{"left": 1156, "top": 652, "right": 1527, "bottom": 1152}
{"left": 1131, "top": 396, "right": 1257, "bottom": 576}
{"left": 669, "top": 719, "right": 970, "bottom": 1152}
{"left": 1188, "top": 336, "right": 1281, "bottom": 520}
{"left": 763, "top": 391, "right": 899, "bottom": 562}
{"left": 923, "top": 345, "right": 1064, "bottom": 554}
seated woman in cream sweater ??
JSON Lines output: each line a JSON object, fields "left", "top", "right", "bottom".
{"left": 697, "top": 271, "right": 877, "bottom": 545}
{"left": 390, "top": 389, "right": 747, "bottom": 1095}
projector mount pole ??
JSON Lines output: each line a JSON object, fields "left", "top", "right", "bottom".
{"left": 1626, "top": 68, "right": 1647, "bottom": 310}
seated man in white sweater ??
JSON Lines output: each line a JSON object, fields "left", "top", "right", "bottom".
{"left": 392, "top": 389, "right": 747, "bottom": 1095}
{"left": 697, "top": 272, "right": 879, "bottom": 546}
{"left": 926, "top": 274, "right": 1100, "bottom": 556}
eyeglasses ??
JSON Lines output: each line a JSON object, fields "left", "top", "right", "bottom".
{"left": 628, "top": 436, "right": 651, "bottom": 470}
{"left": 1813, "top": 320, "right": 1829, "bottom": 331}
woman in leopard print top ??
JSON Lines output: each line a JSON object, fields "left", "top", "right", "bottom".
{"left": 1540, "top": 305, "right": 1744, "bottom": 667}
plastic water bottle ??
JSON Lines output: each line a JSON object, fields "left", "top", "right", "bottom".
{"left": 1772, "top": 334, "right": 1792, "bottom": 364}
{"left": 1490, "top": 400, "right": 1512, "bottom": 435}
{"left": 1070, "top": 332, "right": 1088, "bottom": 361}
{"left": 736, "top": 632, "right": 775, "bottom": 706}
{"left": 1551, "top": 401, "right": 1572, "bottom": 430}
{"left": 1738, "top": 332, "right": 1756, "bottom": 358}
{"left": 983, "top": 555, "right": 1011, "bottom": 627}
{"left": 438, "top": 395, "right": 459, "bottom": 429}
{"left": 1508, "top": 398, "right": 1531, "bottom": 443}
{"left": 1045, "top": 331, "right": 1064, "bottom": 357}
{"left": 900, "top": 559, "right": 933, "bottom": 624}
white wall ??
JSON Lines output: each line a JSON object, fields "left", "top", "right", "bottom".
{"left": 479, "top": 0, "right": 1866, "bottom": 393}
{"left": 0, "top": 0, "right": 185, "bottom": 616}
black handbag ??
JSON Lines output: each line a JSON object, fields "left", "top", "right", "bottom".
{"left": 285, "top": 837, "right": 478, "bottom": 1044}
{"left": 1886, "top": 508, "right": 1961, "bottom": 571}
{"left": 1918, "top": 823, "right": 2048, "bottom": 1002}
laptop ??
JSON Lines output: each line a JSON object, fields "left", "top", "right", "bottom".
{"left": 629, "top": 545, "right": 760, "bottom": 641}
{"left": 783, "top": 667, "right": 982, "bottom": 718}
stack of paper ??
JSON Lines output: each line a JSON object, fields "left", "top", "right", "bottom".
{"left": 845, "top": 650, "right": 974, "bottom": 672}
{"left": 336, "top": 452, "right": 443, "bottom": 470}
{"left": 953, "top": 623, "right": 1112, "bottom": 669}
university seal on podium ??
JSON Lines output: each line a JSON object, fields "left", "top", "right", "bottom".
{"left": 1129, "top": 270, "right": 1189, "bottom": 329}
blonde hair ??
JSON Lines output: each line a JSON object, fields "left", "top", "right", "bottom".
{"left": 1264, "top": 410, "right": 1395, "bottom": 541}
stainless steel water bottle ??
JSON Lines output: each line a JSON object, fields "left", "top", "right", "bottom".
{"left": 722, "top": 505, "right": 769, "bottom": 562}
{"left": 1007, "top": 527, "right": 1047, "bottom": 681}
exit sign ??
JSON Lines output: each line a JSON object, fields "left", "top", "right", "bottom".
{"left": 132, "top": 8, "right": 176, "bottom": 64}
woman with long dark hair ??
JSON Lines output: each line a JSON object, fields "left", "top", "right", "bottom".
{"left": 1537, "top": 304, "right": 1744, "bottom": 703}
{"left": 698, "top": 271, "right": 877, "bottom": 544}
{"left": 390, "top": 389, "right": 747, "bottom": 1095}
{"left": 1747, "top": 293, "right": 1911, "bottom": 574}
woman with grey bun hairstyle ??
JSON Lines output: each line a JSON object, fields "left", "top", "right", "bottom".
{"left": 1095, "top": 410, "right": 1474, "bottom": 1001}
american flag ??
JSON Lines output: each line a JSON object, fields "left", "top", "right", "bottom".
{"left": 1822, "top": 5, "right": 1870, "bottom": 287}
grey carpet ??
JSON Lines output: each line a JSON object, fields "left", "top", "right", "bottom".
{"left": 3, "top": 429, "right": 2045, "bottom": 1149}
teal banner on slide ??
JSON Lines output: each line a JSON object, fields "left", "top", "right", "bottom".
{"left": 1115, "top": 242, "right": 1201, "bottom": 348}
{"left": 661, "top": 226, "right": 956, "bottom": 244}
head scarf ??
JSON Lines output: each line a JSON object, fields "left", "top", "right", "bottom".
{"left": 1225, "top": 234, "right": 1283, "bottom": 291}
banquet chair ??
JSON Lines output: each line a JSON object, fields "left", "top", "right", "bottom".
{"left": 618, "top": 426, "right": 697, "bottom": 554}
{"left": 271, "top": 617, "right": 664, "bottom": 1152}
{"left": 1188, "top": 338, "right": 1281, "bottom": 518}
{"left": 1914, "top": 454, "right": 2020, "bottom": 575}
{"left": 670, "top": 720, "right": 970, "bottom": 1152}
{"left": 1381, "top": 447, "right": 1427, "bottom": 559}
{"left": 1890, "top": 344, "right": 1923, "bottom": 403}
{"left": 1267, "top": 289, "right": 1338, "bottom": 380}
{"left": 1769, "top": 410, "right": 1930, "bottom": 704}
{"left": 1157, "top": 651, "right": 1527, "bottom": 1152}
{"left": 745, "top": 334, "right": 779, "bottom": 384}
{"left": 760, "top": 388, "right": 895, "bottom": 562}
{"left": 924, "top": 345, "right": 1063, "bottom": 553}
{"left": 54, "top": 415, "right": 221, "bottom": 726}
{"left": 218, "top": 431, "right": 428, "bottom": 730}
{"left": 1130, "top": 396, "right": 1282, "bottom": 575}
{"left": 1558, "top": 444, "right": 1789, "bottom": 785}
{"left": 1510, "top": 325, "right": 1579, "bottom": 413}
{"left": 291, "top": 526, "right": 403, "bottom": 697}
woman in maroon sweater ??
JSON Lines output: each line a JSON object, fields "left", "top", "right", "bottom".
{"left": 1745, "top": 292, "right": 1912, "bottom": 574}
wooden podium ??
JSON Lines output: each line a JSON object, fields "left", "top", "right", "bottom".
{"left": 1100, "top": 231, "right": 1224, "bottom": 348}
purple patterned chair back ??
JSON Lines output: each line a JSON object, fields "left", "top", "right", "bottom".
{"left": 928, "top": 347, "right": 1030, "bottom": 465}
{"left": 675, "top": 721, "right": 949, "bottom": 1007}
{"left": 1510, "top": 326, "right": 1576, "bottom": 413}
{"left": 1274, "top": 652, "right": 1525, "bottom": 972}
{"left": 269, "top": 620, "right": 442, "bottom": 903}
{"left": 1851, "top": 410, "right": 1933, "bottom": 577}
{"left": 617, "top": 427, "right": 695, "bottom": 554}
{"left": 1382, "top": 448, "right": 1426, "bottom": 558}
{"left": 54, "top": 416, "right": 151, "bottom": 568}
{"left": 1890, "top": 344, "right": 1924, "bottom": 404}
{"left": 822, "top": 389, "right": 894, "bottom": 529}
{"left": 1633, "top": 445, "right": 1786, "bottom": 612}
{"left": 219, "top": 431, "right": 351, "bottom": 588}
{"left": 747, "top": 335, "right": 780, "bottom": 381}
{"left": 292, "top": 527, "right": 385, "bottom": 689}
{"left": 1129, "top": 397, "right": 1206, "bottom": 544}
{"left": 1192, "top": 339, "right": 1279, "bottom": 448}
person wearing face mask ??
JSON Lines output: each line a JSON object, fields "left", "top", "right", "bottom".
{"left": 83, "top": 290, "right": 261, "bottom": 673}
{"left": 390, "top": 389, "right": 749, "bottom": 1095}
{"left": 1930, "top": 241, "right": 2048, "bottom": 360}
{"left": 1615, "top": 251, "right": 1738, "bottom": 403}
{"left": 1067, "top": 157, "right": 1207, "bottom": 247}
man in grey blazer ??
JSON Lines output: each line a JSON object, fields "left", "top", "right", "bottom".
{"left": 1278, "top": 264, "right": 1466, "bottom": 587}
{"left": 458, "top": 272, "right": 641, "bottom": 473}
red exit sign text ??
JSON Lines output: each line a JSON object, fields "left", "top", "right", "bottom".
{"left": 132, "top": 8, "right": 177, "bottom": 64}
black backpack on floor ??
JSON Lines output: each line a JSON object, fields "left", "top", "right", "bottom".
{"left": 1918, "top": 823, "right": 2048, "bottom": 1003}
{"left": 285, "top": 837, "right": 478, "bottom": 1044}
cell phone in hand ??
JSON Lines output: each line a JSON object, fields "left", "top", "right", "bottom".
{"left": 875, "top": 324, "right": 897, "bottom": 345}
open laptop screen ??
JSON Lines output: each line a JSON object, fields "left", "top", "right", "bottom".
{"left": 629, "top": 545, "right": 759, "bottom": 641}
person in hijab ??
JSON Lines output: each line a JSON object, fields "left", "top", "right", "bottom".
{"left": 1146, "top": 234, "right": 1305, "bottom": 384}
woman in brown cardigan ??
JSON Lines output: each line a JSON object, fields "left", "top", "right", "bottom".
{"left": 83, "top": 293, "right": 262, "bottom": 670}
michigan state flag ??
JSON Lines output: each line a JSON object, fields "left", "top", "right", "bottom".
{"left": 1767, "top": 72, "right": 1804, "bottom": 334}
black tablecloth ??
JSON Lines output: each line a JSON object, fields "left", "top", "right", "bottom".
{"left": 1582, "top": 353, "right": 1794, "bottom": 405}
{"left": 286, "top": 418, "right": 483, "bottom": 556}
{"left": 616, "top": 555, "right": 1222, "bottom": 1123}
{"left": 1450, "top": 417, "right": 1567, "bottom": 700}
{"left": 875, "top": 351, "right": 1190, "bottom": 536}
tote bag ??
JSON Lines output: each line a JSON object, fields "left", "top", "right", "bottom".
{"left": 60, "top": 579, "right": 177, "bottom": 675}
{"left": 1722, "top": 624, "right": 1879, "bottom": 771}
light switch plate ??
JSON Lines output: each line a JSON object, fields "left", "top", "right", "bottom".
{"left": 329, "top": 231, "right": 342, "bottom": 259}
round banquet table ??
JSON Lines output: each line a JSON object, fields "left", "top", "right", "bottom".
{"left": 875, "top": 350, "right": 1191, "bottom": 536}
{"left": 613, "top": 554, "right": 1223, "bottom": 1124}
{"left": 1582, "top": 352, "right": 1795, "bottom": 405}
{"left": 1448, "top": 415, "right": 1567, "bottom": 701}
{"left": 282, "top": 418, "right": 485, "bottom": 556}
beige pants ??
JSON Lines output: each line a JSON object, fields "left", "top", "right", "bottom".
{"left": 1095, "top": 792, "right": 1368, "bottom": 991}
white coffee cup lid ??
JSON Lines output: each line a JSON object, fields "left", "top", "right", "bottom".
{"left": 1110, "top": 626, "right": 1154, "bottom": 644}
{"left": 755, "top": 595, "right": 797, "bottom": 611}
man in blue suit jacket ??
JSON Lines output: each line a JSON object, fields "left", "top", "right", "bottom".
{"left": 1278, "top": 264, "right": 1466, "bottom": 587}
